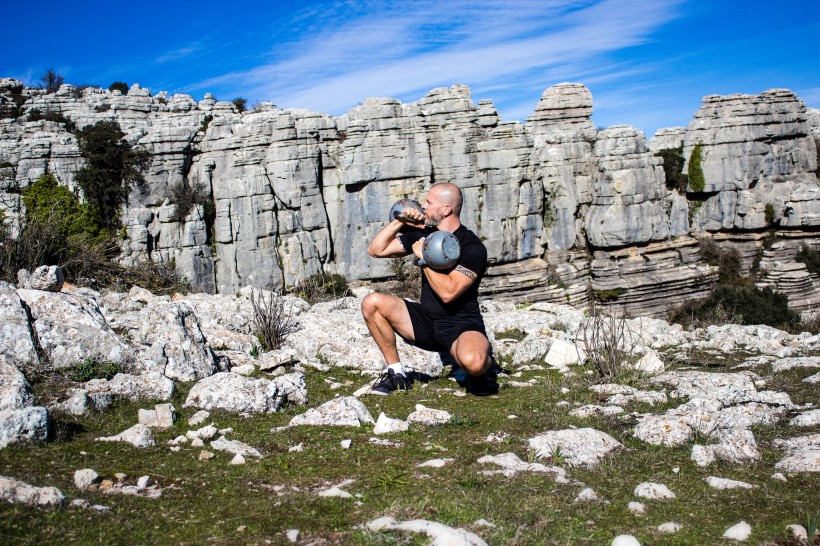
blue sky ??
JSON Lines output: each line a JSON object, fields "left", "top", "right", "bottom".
{"left": 2, "top": 0, "right": 818, "bottom": 137}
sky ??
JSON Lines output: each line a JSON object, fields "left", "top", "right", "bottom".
{"left": 2, "top": 0, "right": 818, "bottom": 138}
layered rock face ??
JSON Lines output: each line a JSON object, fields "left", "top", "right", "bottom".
{"left": 1, "top": 78, "right": 819, "bottom": 316}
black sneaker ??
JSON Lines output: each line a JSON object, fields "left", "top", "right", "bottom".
{"left": 465, "top": 367, "right": 500, "bottom": 397}
{"left": 371, "top": 369, "right": 412, "bottom": 395}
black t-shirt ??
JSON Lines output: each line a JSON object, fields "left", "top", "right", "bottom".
{"left": 399, "top": 225, "right": 487, "bottom": 320}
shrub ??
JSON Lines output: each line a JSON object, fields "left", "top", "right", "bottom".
{"left": 26, "top": 108, "right": 76, "bottom": 132}
{"left": 39, "top": 69, "right": 64, "bottom": 94}
{"left": 168, "top": 180, "right": 209, "bottom": 222}
{"left": 74, "top": 120, "right": 151, "bottom": 229}
{"left": 688, "top": 143, "right": 705, "bottom": 192}
{"left": 699, "top": 239, "right": 745, "bottom": 285}
{"left": 0, "top": 88, "right": 26, "bottom": 119}
{"left": 495, "top": 328, "right": 527, "bottom": 341}
{"left": 669, "top": 285, "right": 798, "bottom": 330}
{"left": 232, "top": 97, "right": 247, "bottom": 113}
{"left": 71, "top": 358, "right": 121, "bottom": 382}
{"left": 796, "top": 246, "right": 820, "bottom": 275}
{"left": 294, "top": 273, "right": 352, "bottom": 305}
{"left": 594, "top": 288, "right": 626, "bottom": 302}
{"left": 22, "top": 173, "right": 102, "bottom": 240}
{"left": 654, "top": 145, "right": 688, "bottom": 192}
{"left": 108, "top": 81, "right": 128, "bottom": 94}
{"left": 94, "top": 104, "right": 111, "bottom": 113}
{"left": 251, "top": 290, "right": 300, "bottom": 351}
{"left": 765, "top": 202, "right": 776, "bottom": 225}
{"left": 579, "top": 305, "right": 638, "bottom": 383}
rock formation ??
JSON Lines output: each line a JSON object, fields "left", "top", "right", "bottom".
{"left": 1, "top": 77, "right": 819, "bottom": 317}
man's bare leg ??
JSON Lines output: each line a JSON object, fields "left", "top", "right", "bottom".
{"left": 449, "top": 331, "right": 491, "bottom": 376}
{"left": 361, "top": 293, "right": 416, "bottom": 365}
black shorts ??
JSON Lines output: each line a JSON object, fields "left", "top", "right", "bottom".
{"left": 400, "top": 300, "right": 487, "bottom": 353}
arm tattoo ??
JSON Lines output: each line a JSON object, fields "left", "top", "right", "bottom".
{"left": 455, "top": 265, "right": 477, "bottom": 281}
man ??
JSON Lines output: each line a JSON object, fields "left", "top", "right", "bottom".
{"left": 361, "top": 182, "right": 497, "bottom": 395}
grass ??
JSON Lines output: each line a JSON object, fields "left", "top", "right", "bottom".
{"left": 1, "top": 358, "right": 817, "bottom": 545}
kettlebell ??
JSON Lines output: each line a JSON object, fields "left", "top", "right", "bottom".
{"left": 389, "top": 199, "right": 424, "bottom": 232}
{"left": 419, "top": 230, "right": 461, "bottom": 270}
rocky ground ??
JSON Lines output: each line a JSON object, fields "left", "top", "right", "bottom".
{"left": 0, "top": 272, "right": 818, "bottom": 545}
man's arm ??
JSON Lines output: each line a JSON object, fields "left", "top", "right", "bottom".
{"left": 367, "top": 219, "right": 413, "bottom": 258}
{"left": 410, "top": 238, "right": 477, "bottom": 303}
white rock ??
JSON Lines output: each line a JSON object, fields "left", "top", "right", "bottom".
{"left": 365, "top": 516, "right": 488, "bottom": 546}
{"left": 199, "top": 450, "right": 214, "bottom": 460}
{"left": 416, "top": 458, "right": 454, "bottom": 468}
{"left": 272, "top": 372, "right": 309, "bottom": 406}
{"left": 0, "top": 358, "right": 34, "bottom": 411}
{"left": 187, "top": 424, "right": 219, "bottom": 441}
{"left": 544, "top": 338, "right": 585, "bottom": 371}
{"left": 191, "top": 438, "right": 204, "bottom": 447}
{"left": 317, "top": 486, "right": 353, "bottom": 498}
{"left": 0, "top": 475, "right": 65, "bottom": 507}
{"left": 231, "top": 453, "right": 246, "bottom": 465}
{"left": 722, "top": 521, "right": 752, "bottom": 541}
{"left": 211, "top": 435, "right": 262, "bottom": 458}
{"left": 18, "top": 266, "right": 64, "bottom": 292}
{"left": 575, "top": 487, "right": 600, "bottom": 502}
{"left": 691, "top": 445, "right": 716, "bottom": 467}
{"left": 373, "top": 412, "right": 409, "bottom": 434}
{"left": 528, "top": 427, "right": 622, "bottom": 468}
{"left": 97, "top": 424, "right": 155, "bottom": 448}
{"left": 633, "top": 416, "right": 692, "bottom": 447}
{"left": 804, "top": 372, "right": 820, "bottom": 383}
{"left": 184, "top": 372, "right": 284, "bottom": 416}
{"left": 154, "top": 403, "right": 176, "bottom": 428}
{"left": 138, "top": 409, "right": 158, "bottom": 427}
{"left": 790, "top": 409, "right": 820, "bottom": 427}
{"left": 0, "top": 407, "right": 49, "bottom": 448}
{"left": 406, "top": 404, "right": 452, "bottom": 426}
{"left": 73, "top": 469, "right": 99, "bottom": 490}
{"left": 0, "top": 284, "right": 38, "bottom": 364}
{"left": 137, "top": 476, "right": 152, "bottom": 488}
{"left": 705, "top": 476, "right": 754, "bottom": 490}
{"left": 569, "top": 405, "right": 624, "bottom": 418}
{"left": 611, "top": 535, "right": 641, "bottom": 546}
{"left": 633, "top": 482, "right": 675, "bottom": 500}
{"left": 632, "top": 350, "right": 665, "bottom": 374}
{"left": 786, "top": 524, "right": 808, "bottom": 541}
{"left": 657, "top": 522, "right": 681, "bottom": 533}
{"left": 771, "top": 472, "right": 787, "bottom": 482}
{"left": 340, "top": 439, "right": 352, "bottom": 449}
{"left": 289, "top": 396, "right": 374, "bottom": 427}
{"left": 86, "top": 372, "right": 175, "bottom": 402}
{"left": 231, "top": 364, "right": 256, "bottom": 376}
{"left": 627, "top": 501, "right": 646, "bottom": 514}
{"left": 712, "top": 428, "right": 761, "bottom": 464}
{"left": 289, "top": 443, "right": 304, "bottom": 452}
{"left": 188, "top": 410, "right": 210, "bottom": 426}
{"left": 285, "top": 529, "right": 300, "bottom": 543}
{"left": 477, "top": 452, "right": 569, "bottom": 483}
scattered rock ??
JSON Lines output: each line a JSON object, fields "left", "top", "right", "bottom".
{"left": 74, "top": 469, "right": 100, "bottom": 490}
{"left": 705, "top": 476, "right": 754, "bottom": 490}
{"left": 199, "top": 450, "right": 214, "bottom": 460}
{"left": 416, "top": 458, "right": 453, "bottom": 468}
{"left": 373, "top": 412, "right": 409, "bottom": 434}
{"left": 17, "top": 266, "right": 64, "bottom": 292}
{"left": 285, "top": 529, "right": 300, "bottom": 543}
{"left": 691, "top": 445, "right": 716, "bottom": 467}
{"left": 771, "top": 472, "right": 788, "bottom": 482}
{"left": 184, "top": 372, "right": 285, "bottom": 416}
{"left": 528, "top": 428, "right": 622, "bottom": 468}
{"left": 786, "top": 524, "right": 808, "bottom": 542}
{"left": 569, "top": 405, "right": 624, "bottom": 418}
{"left": 187, "top": 424, "right": 218, "bottom": 441}
{"left": 0, "top": 476, "right": 65, "bottom": 507}
{"left": 188, "top": 410, "right": 210, "bottom": 426}
{"left": 633, "top": 482, "right": 675, "bottom": 500}
{"left": 773, "top": 433, "right": 820, "bottom": 473}
{"left": 289, "top": 396, "right": 374, "bottom": 427}
{"left": 575, "top": 487, "right": 602, "bottom": 502}
{"left": 340, "top": 439, "right": 352, "bottom": 449}
{"left": 657, "top": 522, "right": 681, "bottom": 533}
{"left": 633, "top": 415, "right": 692, "bottom": 446}
{"left": 477, "top": 452, "right": 569, "bottom": 483}
{"left": 0, "top": 406, "right": 49, "bottom": 449}
{"left": 611, "top": 535, "right": 641, "bottom": 546}
{"left": 627, "top": 501, "right": 646, "bottom": 515}
{"left": 211, "top": 436, "right": 262, "bottom": 458}
{"left": 544, "top": 339, "right": 585, "bottom": 371}
{"left": 789, "top": 409, "right": 820, "bottom": 427}
{"left": 365, "top": 516, "right": 488, "bottom": 546}
{"left": 722, "top": 521, "right": 752, "bottom": 541}
{"left": 406, "top": 404, "right": 452, "bottom": 426}
{"left": 317, "top": 486, "right": 353, "bottom": 498}
{"left": 155, "top": 403, "right": 176, "bottom": 428}
{"left": 97, "top": 424, "right": 155, "bottom": 448}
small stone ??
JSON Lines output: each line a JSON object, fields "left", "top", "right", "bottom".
{"left": 73, "top": 469, "right": 99, "bottom": 490}
{"left": 188, "top": 410, "right": 210, "bottom": 426}
{"left": 627, "top": 501, "right": 646, "bottom": 514}
{"left": 317, "top": 486, "right": 353, "bottom": 498}
{"left": 199, "top": 450, "right": 214, "bottom": 460}
{"left": 236, "top": 525, "right": 246, "bottom": 532}
{"left": 231, "top": 453, "right": 246, "bottom": 465}
{"left": 170, "top": 446, "right": 180, "bottom": 452}
{"left": 286, "top": 529, "right": 300, "bottom": 543}
{"left": 705, "top": 476, "right": 754, "bottom": 490}
{"left": 187, "top": 424, "right": 218, "bottom": 441}
{"left": 634, "top": 482, "right": 675, "bottom": 500}
{"left": 219, "top": 427, "right": 233, "bottom": 435}
{"left": 771, "top": 472, "right": 787, "bottom": 482}
{"left": 114, "top": 473, "right": 127, "bottom": 481}
{"left": 671, "top": 467, "right": 680, "bottom": 474}
{"left": 340, "top": 439, "right": 352, "bottom": 449}
{"left": 786, "top": 524, "right": 808, "bottom": 541}
{"left": 373, "top": 412, "right": 410, "bottom": 434}
{"left": 289, "top": 443, "right": 304, "bottom": 452}
{"left": 611, "top": 535, "right": 641, "bottom": 546}
{"left": 473, "top": 519, "right": 496, "bottom": 527}
{"left": 71, "top": 499, "right": 91, "bottom": 509}
{"left": 154, "top": 403, "right": 176, "bottom": 428}
{"left": 575, "top": 487, "right": 600, "bottom": 502}
{"left": 406, "top": 404, "right": 452, "bottom": 426}
{"left": 691, "top": 445, "right": 716, "bottom": 467}
{"left": 191, "top": 438, "right": 204, "bottom": 447}
{"left": 100, "top": 480, "right": 114, "bottom": 488}
{"left": 416, "top": 458, "right": 454, "bottom": 468}
{"left": 723, "top": 521, "right": 752, "bottom": 541}
{"left": 137, "top": 476, "right": 151, "bottom": 489}
{"left": 658, "top": 522, "right": 681, "bottom": 533}
{"left": 138, "top": 409, "right": 159, "bottom": 427}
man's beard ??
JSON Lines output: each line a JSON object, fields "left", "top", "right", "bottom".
{"left": 424, "top": 212, "right": 442, "bottom": 227}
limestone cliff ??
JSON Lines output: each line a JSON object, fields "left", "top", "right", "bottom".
{"left": 1, "top": 77, "right": 818, "bottom": 317}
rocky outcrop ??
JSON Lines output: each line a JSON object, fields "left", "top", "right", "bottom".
{"left": 1, "top": 79, "right": 819, "bottom": 316}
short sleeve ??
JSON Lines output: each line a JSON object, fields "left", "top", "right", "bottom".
{"left": 398, "top": 229, "right": 426, "bottom": 254}
{"left": 458, "top": 239, "right": 487, "bottom": 278}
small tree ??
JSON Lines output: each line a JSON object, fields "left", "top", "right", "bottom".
{"left": 40, "top": 69, "right": 65, "bottom": 94}
{"left": 232, "top": 97, "right": 247, "bottom": 113}
{"left": 108, "top": 81, "right": 129, "bottom": 94}
{"left": 654, "top": 145, "right": 688, "bottom": 192}
{"left": 74, "top": 120, "right": 151, "bottom": 229}
{"left": 688, "top": 143, "right": 705, "bottom": 192}
{"left": 251, "top": 290, "right": 300, "bottom": 351}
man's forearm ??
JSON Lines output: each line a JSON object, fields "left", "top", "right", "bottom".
{"left": 421, "top": 266, "right": 464, "bottom": 303}
{"left": 367, "top": 220, "right": 405, "bottom": 257}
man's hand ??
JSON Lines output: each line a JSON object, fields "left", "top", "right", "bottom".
{"left": 397, "top": 206, "right": 425, "bottom": 228}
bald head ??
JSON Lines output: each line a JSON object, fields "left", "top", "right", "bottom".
{"left": 430, "top": 183, "right": 463, "bottom": 217}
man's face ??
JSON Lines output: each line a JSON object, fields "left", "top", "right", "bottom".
{"left": 422, "top": 189, "right": 449, "bottom": 227}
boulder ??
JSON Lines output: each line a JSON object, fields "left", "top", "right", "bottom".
{"left": 289, "top": 396, "right": 374, "bottom": 427}
{"left": 528, "top": 427, "right": 622, "bottom": 468}
{"left": 184, "top": 372, "right": 283, "bottom": 415}
{"left": 0, "top": 476, "right": 65, "bottom": 507}
{"left": 0, "top": 283, "right": 38, "bottom": 365}
{"left": 17, "top": 266, "right": 64, "bottom": 292}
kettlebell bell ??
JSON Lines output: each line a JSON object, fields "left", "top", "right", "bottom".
{"left": 418, "top": 230, "right": 461, "bottom": 270}
{"left": 389, "top": 199, "right": 424, "bottom": 232}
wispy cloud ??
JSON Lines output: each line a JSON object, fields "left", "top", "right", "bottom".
{"left": 189, "top": 0, "right": 683, "bottom": 119}
{"left": 157, "top": 45, "right": 199, "bottom": 64}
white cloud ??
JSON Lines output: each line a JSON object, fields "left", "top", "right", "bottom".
{"left": 189, "top": 0, "right": 683, "bottom": 117}
{"left": 157, "top": 46, "right": 199, "bottom": 64}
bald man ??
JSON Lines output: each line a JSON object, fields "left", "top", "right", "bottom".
{"left": 362, "top": 183, "right": 498, "bottom": 396}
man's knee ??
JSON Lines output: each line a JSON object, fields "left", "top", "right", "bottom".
{"left": 361, "top": 292, "right": 387, "bottom": 317}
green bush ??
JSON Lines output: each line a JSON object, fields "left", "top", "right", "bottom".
{"left": 0, "top": 88, "right": 26, "bottom": 119}
{"left": 108, "top": 81, "right": 128, "bottom": 94}
{"left": 294, "top": 273, "right": 352, "bottom": 305}
{"left": 796, "top": 246, "right": 820, "bottom": 275}
{"left": 71, "top": 358, "right": 122, "bottom": 382}
{"left": 699, "top": 239, "right": 746, "bottom": 285}
{"left": 74, "top": 120, "right": 151, "bottom": 229}
{"left": 594, "top": 288, "right": 626, "bottom": 302}
{"left": 669, "top": 285, "right": 798, "bottom": 330}
{"left": 26, "top": 108, "right": 76, "bottom": 132}
{"left": 22, "top": 173, "right": 102, "bottom": 240}
{"left": 764, "top": 203, "right": 776, "bottom": 225}
{"left": 688, "top": 143, "right": 705, "bottom": 192}
{"left": 654, "top": 145, "right": 688, "bottom": 192}
{"left": 232, "top": 97, "right": 247, "bottom": 113}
